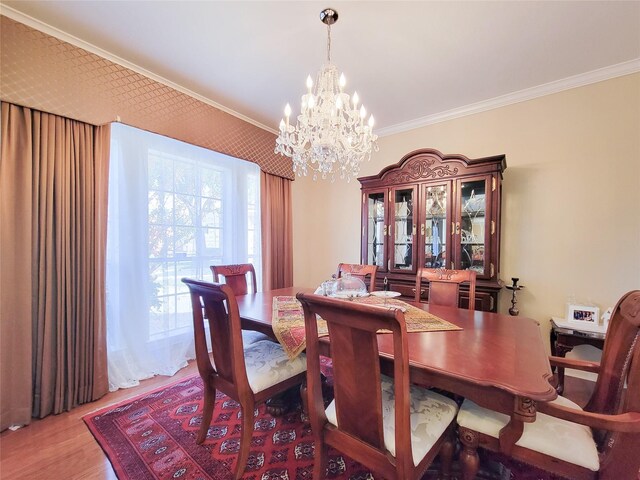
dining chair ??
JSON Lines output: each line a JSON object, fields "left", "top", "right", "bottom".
{"left": 182, "top": 278, "right": 307, "bottom": 480}
{"left": 415, "top": 267, "right": 477, "bottom": 310}
{"left": 457, "top": 289, "right": 640, "bottom": 480}
{"left": 336, "top": 263, "right": 379, "bottom": 292}
{"left": 211, "top": 263, "right": 257, "bottom": 295}
{"left": 211, "top": 263, "right": 269, "bottom": 345}
{"left": 296, "top": 292, "right": 458, "bottom": 480}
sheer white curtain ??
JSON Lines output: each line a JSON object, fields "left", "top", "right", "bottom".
{"left": 106, "top": 123, "right": 261, "bottom": 390}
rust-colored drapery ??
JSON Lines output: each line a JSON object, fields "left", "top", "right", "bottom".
{"left": 0, "top": 102, "right": 109, "bottom": 430}
{"left": 260, "top": 171, "right": 293, "bottom": 291}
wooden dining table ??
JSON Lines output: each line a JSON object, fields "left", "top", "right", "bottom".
{"left": 236, "top": 286, "right": 557, "bottom": 453}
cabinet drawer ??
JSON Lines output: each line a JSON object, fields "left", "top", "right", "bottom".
{"left": 460, "top": 291, "right": 494, "bottom": 312}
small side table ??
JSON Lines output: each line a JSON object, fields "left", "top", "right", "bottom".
{"left": 550, "top": 319, "right": 606, "bottom": 394}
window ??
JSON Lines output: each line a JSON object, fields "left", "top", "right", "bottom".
{"left": 106, "top": 123, "right": 261, "bottom": 390}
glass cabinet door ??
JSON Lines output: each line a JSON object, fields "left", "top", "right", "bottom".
{"left": 364, "top": 191, "right": 387, "bottom": 270}
{"left": 457, "top": 178, "right": 490, "bottom": 276}
{"left": 390, "top": 186, "right": 417, "bottom": 273}
{"left": 421, "top": 184, "right": 450, "bottom": 269}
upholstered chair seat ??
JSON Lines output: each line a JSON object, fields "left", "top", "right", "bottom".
{"left": 243, "top": 340, "right": 307, "bottom": 394}
{"left": 241, "top": 330, "right": 271, "bottom": 345}
{"left": 457, "top": 396, "right": 599, "bottom": 471}
{"left": 326, "top": 374, "right": 458, "bottom": 466}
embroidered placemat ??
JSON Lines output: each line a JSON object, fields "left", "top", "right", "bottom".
{"left": 272, "top": 295, "right": 461, "bottom": 359}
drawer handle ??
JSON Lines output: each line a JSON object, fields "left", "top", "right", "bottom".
{"left": 411, "top": 288, "right": 426, "bottom": 295}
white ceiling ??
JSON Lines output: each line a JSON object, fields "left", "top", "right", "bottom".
{"left": 2, "top": 1, "right": 639, "bottom": 135}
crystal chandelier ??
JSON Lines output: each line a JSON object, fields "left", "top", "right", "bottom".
{"left": 274, "top": 8, "right": 378, "bottom": 182}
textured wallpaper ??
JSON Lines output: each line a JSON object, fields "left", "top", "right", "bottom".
{"left": 0, "top": 15, "right": 293, "bottom": 179}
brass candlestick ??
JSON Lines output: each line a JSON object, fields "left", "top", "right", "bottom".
{"left": 505, "top": 277, "right": 524, "bottom": 316}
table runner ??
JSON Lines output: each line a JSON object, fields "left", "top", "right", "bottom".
{"left": 272, "top": 295, "right": 461, "bottom": 359}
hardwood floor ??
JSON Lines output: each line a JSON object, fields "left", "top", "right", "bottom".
{"left": 0, "top": 365, "right": 595, "bottom": 480}
{"left": 0, "top": 362, "right": 199, "bottom": 479}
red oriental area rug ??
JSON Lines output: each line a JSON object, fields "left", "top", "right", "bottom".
{"left": 84, "top": 374, "right": 561, "bottom": 480}
{"left": 84, "top": 375, "right": 377, "bottom": 480}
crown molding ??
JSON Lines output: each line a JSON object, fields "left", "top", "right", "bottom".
{"left": 0, "top": 4, "right": 278, "bottom": 135}
{"left": 3, "top": 4, "right": 637, "bottom": 139}
{"left": 376, "top": 58, "right": 640, "bottom": 137}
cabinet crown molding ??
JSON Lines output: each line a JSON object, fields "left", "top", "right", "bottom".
{"left": 358, "top": 148, "right": 506, "bottom": 187}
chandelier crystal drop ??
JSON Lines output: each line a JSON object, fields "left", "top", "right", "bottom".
{"left": 274, "top": 8, "right": 378, "bottom": 182}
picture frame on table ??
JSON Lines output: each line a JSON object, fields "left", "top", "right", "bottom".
{"left": 567, "top": 304, "right": 600, "bottom": 326}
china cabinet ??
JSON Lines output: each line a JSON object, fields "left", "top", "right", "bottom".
{"left": 359, "top": 149, "right": 506, "bottom": 311}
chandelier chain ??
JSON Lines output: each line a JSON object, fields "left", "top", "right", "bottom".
{"left": 326, "top": 23, "right": 331, "bottom": 63}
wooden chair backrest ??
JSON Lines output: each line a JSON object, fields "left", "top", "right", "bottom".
{"left": 182, "top": 278, "right": 250, "bottom": 398}
{"left": 336, "top": 263, "right": 379, "bottom": 292}
{"left": 211, "top": 263, "right": 257, "bottom": 296}
{"left": 416, "top": 267, "right": 476, "bottom": 310}
{"left": 588, "top": 290, "right": 640, "bottom": 477}
{"left": 297, "top": 293, "right": 415, "bottom": 477}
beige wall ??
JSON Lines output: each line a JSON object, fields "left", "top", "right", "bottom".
{"left": 292, "top": 73, "right": 640, "bottom": 348}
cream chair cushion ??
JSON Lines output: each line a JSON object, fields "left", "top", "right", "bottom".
{"left": 457, "top": 395, "right": 599, "bottom": 471}
{"left": 325, "top": 374, "right": 458, "bottom": 466}
{"left": 241, "top": 329, "right": 271, "bottom": 345}
{"left": 243, "top": 340, "right": 306, "bottom": 393}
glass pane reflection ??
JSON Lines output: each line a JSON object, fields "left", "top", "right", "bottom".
{"left": 424, "top": 185, "right": 447, "bottom": 268}
{"left": 460, "top": 180, "right": 486, "bottom": 273}
{"left": 367, "top": 193, "right": 385, "bottom": 267}
{"left": 393, "top": 189, "right": 413, "bottom": 270}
